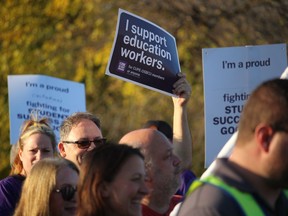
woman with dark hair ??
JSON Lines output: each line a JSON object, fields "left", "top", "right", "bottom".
{"left": 77, "top": 143, "right": 148, "bottom": 216}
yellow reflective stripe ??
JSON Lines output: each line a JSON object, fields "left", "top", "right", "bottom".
{"left": 203, "top": 176, "right": 264, "bottom": 216}
{"left": 186, "top": 179, "right": 203, "bottom": 197}
{"left": 186, "top": 176, "right": 264, "bottom": 216}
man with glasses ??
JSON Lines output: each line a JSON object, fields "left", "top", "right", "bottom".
{"left": 58, "top": 112, "right": 106, "bottom": 168}
{"left": 178, "top": 78, "right": 288, "bottom": 216}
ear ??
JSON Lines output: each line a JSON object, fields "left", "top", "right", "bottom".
{"left": 58, "top": 142, "right": 66, "bottom": 157}
{"left": 99, "top": 182, "right": 111, "bottom": 198}
{"left": 19, "top": 149, "right": 23, "bottom": 162}
{"left": 254, "top": 124, "right": 273, "bottom": 152}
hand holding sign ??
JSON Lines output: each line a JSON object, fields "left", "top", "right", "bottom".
{"left": 172, "top": 73, "right": 192, "bottom": 106}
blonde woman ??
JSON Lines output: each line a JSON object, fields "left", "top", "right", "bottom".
{"left": 14, "top": 157, "right": 79, "bottom": 216}
{"left": 0, "top": 116, "right": 57, "bottom": 216}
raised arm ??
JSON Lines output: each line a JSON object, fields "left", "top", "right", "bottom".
{"left": 172, "top": 73, "right": 192, "bottom": 170}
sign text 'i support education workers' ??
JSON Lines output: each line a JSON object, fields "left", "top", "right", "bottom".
{"left": 106, "top": 9, "right": 180, "bottom": 97}
{"left": 203, "top": 43, "right": 287, "bottom": 167}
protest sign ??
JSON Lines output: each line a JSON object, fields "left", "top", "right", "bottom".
{"left": 202, "top": 66, "right": 288, "bottom": 177}
{"left": 8, "top": 74, "right": 86, "bottom": 144}
{"left": 106, "top": 9, "right": 180, "bottom": 97}
{"left": 203, "top": 43, "right": 287, "bottom": 167}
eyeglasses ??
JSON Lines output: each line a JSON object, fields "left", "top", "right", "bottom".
{"left": 62, "top": 138, "right": 106, "bottom": 149}
{"left": 54, "top": 185, "right": 77, "bottom": 201}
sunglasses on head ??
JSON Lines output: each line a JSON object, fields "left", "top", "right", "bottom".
{"left": 62, "top": 138, "right": 106, "bottom": 149}
{"left": 54, "top": 185, "right": 77, "bottom": 201}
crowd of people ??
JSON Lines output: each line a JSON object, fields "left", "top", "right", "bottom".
{"left": 1, "top": 75, "right": 288, "bottom": 216}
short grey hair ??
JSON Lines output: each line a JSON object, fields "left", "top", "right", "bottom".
{"left": 59, "top": 112, "right": 101, "bottom": 141}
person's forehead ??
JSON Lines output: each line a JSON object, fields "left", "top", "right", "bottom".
{"left": 23, "top": 133, "right": 52, "bottom": 148}
{"left": 74, "top": 119, "right": 98, "bottom": 127}
{"left": 149, "top": 138, "right": 172, "bottom": 155}
{"left": 117, "top": 155, "right": 145, "bottom": 176}
{"left": 68, "top": 119, "right": 102, "bottom": 139}
{"left": 56, "top": 166, "right": 79, "bottom": 185}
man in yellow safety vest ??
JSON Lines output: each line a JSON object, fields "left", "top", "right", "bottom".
{"left": 178, "top": 79, "right": 288, "bottom": 216}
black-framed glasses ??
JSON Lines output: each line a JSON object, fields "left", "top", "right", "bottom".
{"left": 62, "top": 138, "right": 106, "bottom": 149}
{"left": 54, "top": 185, "right": 77, "bottom": 201}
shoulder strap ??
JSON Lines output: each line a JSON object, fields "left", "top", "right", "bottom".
{"left": 186, "top": 176, "right": 264, "bottom": 216}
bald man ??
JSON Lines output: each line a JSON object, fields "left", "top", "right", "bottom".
{"left": 120, "top": 129, "right": 182, "bottom": 216}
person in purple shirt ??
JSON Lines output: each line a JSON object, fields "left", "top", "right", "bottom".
{"left": 0, "top": 115, "right": 57, "bottom": 216}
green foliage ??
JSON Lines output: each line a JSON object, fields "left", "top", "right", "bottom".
{"left": 1, "top": 0, "right": 288, "bottom": 178}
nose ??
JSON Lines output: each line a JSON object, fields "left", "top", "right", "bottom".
{"left": 87, "top": 142, "right": 96, "bottom": 151}
{"left": 70, "top": 192, "right": 77, "bottom": 202}
{"left": 140, "top": 181, "right": 149, "bottom": 196}
{"left": 172, "top": 154, "right": 181, "bottom": 167}
{"left": 36, "top": 150, "right": 45, "bottom": 161}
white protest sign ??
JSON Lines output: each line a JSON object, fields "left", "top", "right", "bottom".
{"left": 106, "top": 9, "right": 180, "bottom": 97}
{"left": 202, "top": 66, "right": 288, "bottom": 178}
{"left": 203, "top": 43, "right": 287, "bottom": 167}
{"left": 8, "top": 74, "right": 86, "bottom": 144}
